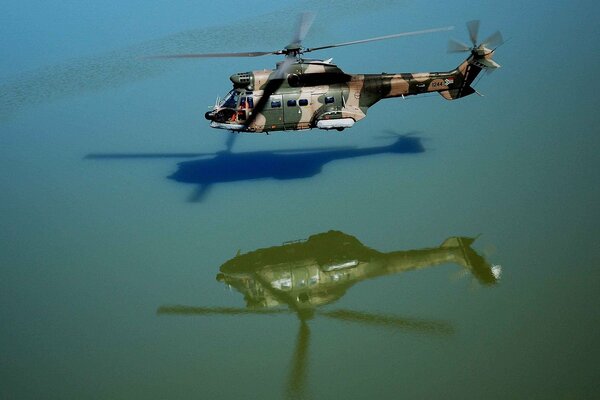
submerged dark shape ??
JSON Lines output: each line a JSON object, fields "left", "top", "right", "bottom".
{"left": 158, "top": 231, "right": 500, "bottom": 399}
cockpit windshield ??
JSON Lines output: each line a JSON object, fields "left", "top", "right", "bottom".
{"left": 221, "top": 89, "right": 240, "bottom": 109}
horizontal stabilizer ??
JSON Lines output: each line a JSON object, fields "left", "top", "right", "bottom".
{"left": 474, "top": 57, "right": 501, "bottom": 69}
{"left": 438, "top": 85, "right": 475, "bottom": 100}
{"left": 440, "top": 237, "right": 475, "bottom": 249}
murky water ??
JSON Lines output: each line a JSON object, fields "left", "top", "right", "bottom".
{"left": 1, "top": 1, "right": 599, "bottom": 399}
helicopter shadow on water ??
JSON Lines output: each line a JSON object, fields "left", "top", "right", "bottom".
{"left": 85, "top": 131, "right": 425, "bottom": 202}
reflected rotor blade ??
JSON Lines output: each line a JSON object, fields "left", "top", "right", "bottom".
{"left": 146, "top": 51, "right": 277, "bottom": 59}
{"left": 157, "top": 305, "right": 290, "bottom": 316}
{"left": 244, "top": 56, "right": 295, "bottom": 128}
{"left": 481, "top": 30, "right": 504, "bottom": 49}
{"left": 305, "top": 26, "right": 454, "bottom": 53}
{"left": 466, "top": 20, "right": 480, "bottom": 46}
{"left": 285, "top": 321, "right": 310, "bottom": 400}
{"left": 292, "top": 12, "right": 316, "bottom": 44}
{"left": 448, "top": 38, "right": 471, "bottom": 53}
{"left": 320, "top": 309, "right": 454, "bottom": 335}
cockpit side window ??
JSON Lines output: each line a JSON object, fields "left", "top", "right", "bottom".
{"left": 221, "top": 90, "right": 240, "bottom": 108}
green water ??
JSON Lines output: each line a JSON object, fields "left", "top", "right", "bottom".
{"left": 1, "top": 1, "right": 599, "bottom": 399}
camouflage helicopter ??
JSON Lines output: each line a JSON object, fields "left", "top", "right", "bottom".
{"left": 153, "top": 15, "right": 503, "bottom": 133}
{"left": 159, "top": 231, "right": 501, "bottom": 320}
{"left": 158, "top": 231, "right": 501, "bottom": 398}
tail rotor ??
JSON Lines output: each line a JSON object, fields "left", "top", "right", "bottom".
{"left": 448, "top": 20, "right": 503, "bottom": 72}
{"left": 449, "top": 20, "right": 504, "bottom": 53}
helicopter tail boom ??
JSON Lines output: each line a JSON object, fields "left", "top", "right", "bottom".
{"left": 375, "top": 46, "right": 499, "bottom": 103}
{"left": 438, "top": 50, "right": 499, "bottom": 100}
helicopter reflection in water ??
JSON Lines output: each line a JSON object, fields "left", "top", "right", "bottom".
{"left": 158, "top": 231, "right": 500, "bottom": 399}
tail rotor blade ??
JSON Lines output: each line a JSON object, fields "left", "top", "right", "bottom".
{"left": 448, "top": 38, "right": 471, "bottom": 53}
{"left": 466, "top": 20, "right": 480, "bottom": 46}
{"left": 481, "top": 30, "right": 504, "bottom": 49}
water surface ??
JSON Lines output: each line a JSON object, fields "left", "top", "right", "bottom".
{"left": 1, "top": 1, "right": 599, "bottom": 399}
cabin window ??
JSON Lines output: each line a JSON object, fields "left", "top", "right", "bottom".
{"left": 287, "top": 99, "right": 297, "bottom": 107}
{"left": 240, "top": 96, "right": 254, "bottom": 109}
{"left": 299, "top": 99, "right": 308, "bottom": 106}
{"left": 324, "top": 96, "right": 335, "bottom": 104}
{"left": 271, "top": 100, "right": 281, "bottom": 108}
{"left": 297, "top": 293, "right": 310, "bottom": 303}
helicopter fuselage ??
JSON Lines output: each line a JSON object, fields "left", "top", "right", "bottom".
{"left": 216, "top": 231, "right": 499, "bottom": 310}
{"left": 204, "top": 53, "right": 488, "bottom": 133}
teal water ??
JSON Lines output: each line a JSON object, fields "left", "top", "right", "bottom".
{"left": 1, "top": 1, "right": 599, "bottom": 399}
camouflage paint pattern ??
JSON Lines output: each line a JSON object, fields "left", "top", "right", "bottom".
{"left": 206, "top": 48, "right": 498, "bottom": 133}
{"left": 213, "top": 231, "right": 498, "bottom": 310}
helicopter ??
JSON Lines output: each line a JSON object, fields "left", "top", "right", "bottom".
{"left": 159, "top": 230, "right": 501, "bottom": 318}
{"left": 158, "top": 231, "right": 501, "bottom": 398}
{"left": 153, "top": 15, "right": 503, "bottom": 133}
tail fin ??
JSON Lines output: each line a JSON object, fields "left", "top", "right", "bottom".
{"left": 439, "top": 49, "right": 500, "bottom": 100}
{"left": 440, "top": 236, "right": 500, "bottom": 285}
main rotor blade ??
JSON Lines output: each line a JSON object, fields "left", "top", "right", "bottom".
{"left": 146, "top": 51, "right": 276, "bottom": 59}
{"left": 466, "top": 20, "right": 480, "bottom": 46}
{"left": 243, "top": 56, "right": 295, "bottom": 129}
{"left": 305, "top": 26, "right": 454, "bottom": 53}
{"left": 447, "top": 38, "right": 471, "bottom": 53}
{"left": 292, "top": 12, "right": 315, "bottom": 45}
{"left": 481, "top": 30, "right": 504, "bottom": 49}
{"left": 156, "top": 305, "right": 290, "bottom": 316}
{"left": 319, "top": 309, "right": 454, "bottom": 335}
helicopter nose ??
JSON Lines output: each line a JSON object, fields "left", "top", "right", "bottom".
{"left": 205, "top": 111, "right": 215, "bottom": 121}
